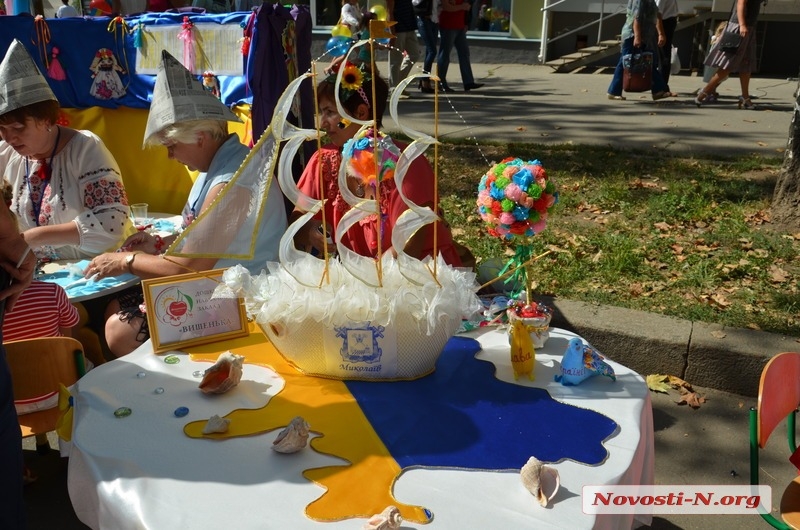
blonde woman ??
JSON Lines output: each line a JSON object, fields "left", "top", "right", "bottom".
{"left": 695, "top": 0, "right": 765, "bottom": 109}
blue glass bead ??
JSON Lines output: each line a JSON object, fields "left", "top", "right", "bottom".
{"left": 174, "top": 406, "right": 189, "bottom": 418}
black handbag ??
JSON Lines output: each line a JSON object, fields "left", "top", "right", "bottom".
{"left": 717, "top": 2, "right": 742, "bottom": 53}
{"left": 717, "top": 27, "right": 742, "bottom": 53}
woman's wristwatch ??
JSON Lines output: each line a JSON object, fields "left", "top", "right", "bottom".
{"left": 126, "top": 251, "right": 142, "bottom": 273}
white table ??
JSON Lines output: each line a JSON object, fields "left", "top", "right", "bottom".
{"left": 67, "top": 326, "right": 654, "bottom": 530}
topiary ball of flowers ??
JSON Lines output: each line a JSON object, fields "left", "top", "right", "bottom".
{"left": 477, "top": 157, "right": 558, "bottom": 240}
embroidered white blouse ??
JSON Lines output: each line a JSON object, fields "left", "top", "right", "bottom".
{"left": 1, "top": 129, "right": 135, "bottom": 260}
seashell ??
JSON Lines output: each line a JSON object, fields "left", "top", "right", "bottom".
{"left": 362, "top": 505, "right": 402, "bottom": 530}
{"left": 520, "top": 456, "right": 560, "bottom": 507}
{"left": 202, "top": 414, "right": 231, "bottom": 434}
{"left": 199, "top": 351, "right": 245, "bottom": 394}
{"left": 272, "top": 416, "right": 310, "bottom": 453}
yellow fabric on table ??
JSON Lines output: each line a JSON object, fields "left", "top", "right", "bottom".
{"left": 183, "top": 325, "right": 430, "bottom": 524}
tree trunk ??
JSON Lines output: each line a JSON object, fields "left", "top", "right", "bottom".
{"left": 771, "top": 79, "right": 800, "bottom": 229}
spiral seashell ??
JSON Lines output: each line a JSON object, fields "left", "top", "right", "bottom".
{"left": 362, "top": 505, "right": 402, "bottom": 530}
{"left": 202, "top": 414, "right": 230, "bottom": 434}
{"left": 199, "top": 351, "right": 245, "bottom": 394}
{"left": 520, "top": 456, "right": 560, "bottom": 507}
{"left": 272, "top": 416, "right": 310, "bottom": 453}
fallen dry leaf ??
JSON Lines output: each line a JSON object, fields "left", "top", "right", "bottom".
{"left": 646, "top": 374, "right": 672, "bottom": 394}
{"left": 516, "top": 126, "right": 527, "bottom": 132}
{"left": 653, "top": 221, "right": 671, "bottom": 232}
{"left": 769, "top": 265, "right": 789, "bottom": 283}
{"left": 668, "top": 375, "right": 693, "bottom": 391}
{"left": 676, "top": 389, "right": 707, "bottom": 409}
{"left": 711, "top": 330, "right": 727, "bottom": 339}
{"left": 711, "top": 292, "right": 732, "bottom": 308}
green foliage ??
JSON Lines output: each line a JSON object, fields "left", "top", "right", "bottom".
{"left": 436, "top": 142, "right": 799, "bottom": 336}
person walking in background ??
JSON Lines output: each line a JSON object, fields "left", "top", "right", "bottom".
{"left": 387, "top": 0, "right": 422, "bottom": 96}
{"left": 656, "top": 0, "right": 678, "bottom": 88}
{"left": 56, "top": 0, "right": 80, "bottom": 17}
{"left": 414, "top": 0, "right": 439, "bottom": 93}
{"left": 437, "top": 0, "right": 483, "bottom": 92}
{"left": 606, "top": 0, "right": 675, "bottom": 101}
{"left": 340, "top": 0, "right": 362, "bottom": 37}
{"left": 700, "top": 21, "right": 728, "bottom": 102}
{"left": 695, "top": 0, "right": 764, "bottom": 109}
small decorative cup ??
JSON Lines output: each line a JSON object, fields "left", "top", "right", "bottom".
{"left": 506, "top": 301, "right": 552, "bottom": 349}
{"left": 130, "top": 203, "right": 149, "bottom": 228}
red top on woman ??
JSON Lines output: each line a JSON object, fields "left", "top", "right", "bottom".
{"left": 439, "top": 0, "right": 468, "bottom": 30}
{"left": 297, "top": 143, "right": 462, "bottom": 266}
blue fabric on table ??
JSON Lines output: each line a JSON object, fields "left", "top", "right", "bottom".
{"left": 150, "top": 218, "right": 178, "bottom": 234}
{"left": 345, "top": 336, "right": 618, "bottom": 469}
{"left": 38, "top": 260, "right": 138, "bottom": 299}
{"left": 0, "top": 12, "right": 252, "bottom": 110}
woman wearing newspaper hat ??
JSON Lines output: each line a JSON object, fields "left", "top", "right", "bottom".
{"left": 87, "top": 50, "right": 286, "bottom": 358}
{"left": 0, "top": 39, "right": 135, "bottom": 261}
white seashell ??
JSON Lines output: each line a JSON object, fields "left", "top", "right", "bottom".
{"left": 272, "top": 416, "right": 310, "bottom": 453}
{"left": 362, "top": 505, "right": 402, "bottom": 530}
{"left": 520, "top": 456, "right": 560, "bottom": 507}
{"left": 202, "top": 414, "right": 231, "bottom": 434}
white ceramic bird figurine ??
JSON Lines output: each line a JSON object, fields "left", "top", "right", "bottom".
{"left": 554, "top": 338, "right": 616, "bottom": 386}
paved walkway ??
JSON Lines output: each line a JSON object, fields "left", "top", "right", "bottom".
{"left": 389, "top": 64, "right": 797, "bottom": 156}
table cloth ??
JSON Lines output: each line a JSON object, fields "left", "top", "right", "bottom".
{"left": 67, "top": 326, "right": 654, "bottom": 529}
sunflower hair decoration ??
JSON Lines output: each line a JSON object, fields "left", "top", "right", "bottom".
{"left": 327, "top": 61, "right": 372, "bottom": 109}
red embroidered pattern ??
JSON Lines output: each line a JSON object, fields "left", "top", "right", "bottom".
{"left": 84, "top": 179, "right": 128, "bottom": 209}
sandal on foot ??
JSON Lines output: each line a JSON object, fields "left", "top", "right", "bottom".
{"left": 738, "top": 96, "right": 756, "bottom": 109}
{"left": 652, "top": 91, "right": 677, "bottom": 101}
{"left": 607, "top": 93, "right": 626, "bottom": 101}
{"left": 694, "top": 90, "right": 711, "bottom": 107}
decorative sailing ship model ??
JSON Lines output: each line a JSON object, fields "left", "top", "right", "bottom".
{"left": 206, "top": 26, "right": 481, "bottom": 380}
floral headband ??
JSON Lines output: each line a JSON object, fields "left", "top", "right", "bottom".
{"left": 326, "top": 61, "right": 371, "bottom": 109}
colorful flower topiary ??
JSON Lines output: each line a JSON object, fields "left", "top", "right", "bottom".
{"left": 477, "top": 157, "right": 557, "bottom": 240}
{"left": 476, "top": 158, "right": 559, "bottom": 301}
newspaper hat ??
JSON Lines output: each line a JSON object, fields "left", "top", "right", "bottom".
{"left": 143, "top": 50, "right": 241, "bottom": 147}
{"left": 0, "top": 39, "right": 58, "bottom": 117}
